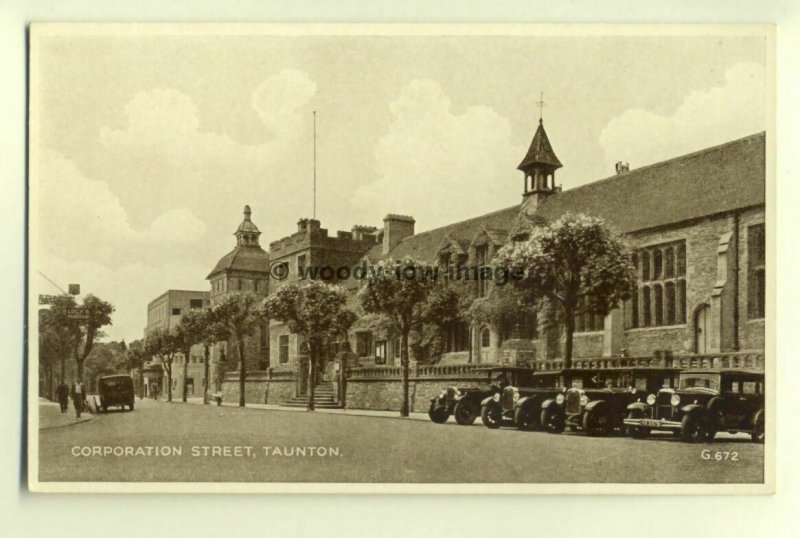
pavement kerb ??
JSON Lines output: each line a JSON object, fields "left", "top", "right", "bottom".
{"left": 177, "top": 398, "right": 432, "bottom": 422}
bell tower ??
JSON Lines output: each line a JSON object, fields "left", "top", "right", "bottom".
{"left": 518, "top": 117, "right": 563, "bottom": 214}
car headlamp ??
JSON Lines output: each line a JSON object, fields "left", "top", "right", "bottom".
{"left": 646, "top": 394, "right": 656, "bottom": 405}
{"left": 438, "top": 391, "right": 446, "bottom": 399}
{"left": 493, "top": 393, "right": 500, "bottom": 402}
{"left": 580, "top": 395, "right": 589, "bottom": 406}
{"left": 556, "top": 394, "right": 565, "bottom": 405}
{"left": 670, "top": 394, "right": 681, "bottom": 407}
{"left": 512, "top": 388, "right": 520, "bottom": 401}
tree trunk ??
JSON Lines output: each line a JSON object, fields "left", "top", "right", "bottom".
{"left": 166, "top": 362, "right": 173, "bottom": 402}
{"left": 203, "top": 344, "right": 210, "bottom": 405}
{"left": 307, "top": 348, "right": 316, "bottom": 412}
{"left": 237, "top": 337, "right": 246, "bottom": 407}
{"left": 182, "top": 348, "right": 189, "bottom": 403}
{"left": 76, "top": 358, "right": 85, "bottom": 385}
{"left": 563, "top": 311, "right": 575, "bottom": 369}
{"left": 400, "top": 331, "right": 410, "bottom": 417}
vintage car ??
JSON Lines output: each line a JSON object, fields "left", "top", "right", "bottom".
{"left": 539, "top": 367, "right": 681, "bottom": 436}
{"left": 622, "top": 368, "right": 765, "bottom": 443}
{"left": 428, "top": 366, "right": 536, "bottom": 425}
{"left": 480, "top": 369, "right": 575, "bottom": 430}
{"left": 98, "top": 374, "right": 135, "bottom": 412}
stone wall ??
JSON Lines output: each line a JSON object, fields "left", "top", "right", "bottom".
{"left": 221, "top": 370, "right": 297, "bottom": 405}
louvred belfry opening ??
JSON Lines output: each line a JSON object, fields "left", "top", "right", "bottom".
{"left": 518, "top": 119, "right": 563, "bottom": 196}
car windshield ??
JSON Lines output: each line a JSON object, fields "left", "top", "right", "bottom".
{"left": 679, "top": 373, "right": 721, "bottom": 391}
{"left": 101, "top": 378, "right": 127, "bottom": 389}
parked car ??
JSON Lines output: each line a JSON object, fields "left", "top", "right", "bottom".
{"left": 480, "top": 369, "right": 581, "bottom": 430}
{"left": 539, "top": 367, "right": 681, "bottom": 436}
{"left": 622, "top": 369, "right": 765, "bottom": 443}
{"left": 98, "top": 374, "right": 135, "bottom": 412}
{"left": 428, "top": 366, "right": 536, "bottom": 425}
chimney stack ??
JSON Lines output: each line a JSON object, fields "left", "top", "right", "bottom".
{"left": 382, "top": 214, "right": 415, "bottom": 255}
{"left": 615, "top": 161, "right": 630, "bottom": 174}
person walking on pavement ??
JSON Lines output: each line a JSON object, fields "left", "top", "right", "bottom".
{"left": 70, "top": 380, "right": 86, "bottom": 419}
{"left": 56, "top": 383, "right": 69, "bottom": 414}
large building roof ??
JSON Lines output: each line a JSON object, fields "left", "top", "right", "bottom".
{"left": 206, "top": 246, "right": 270, "bottom": 279}
{"left": 370, "top": 132, "right": 765, "bottom": 262}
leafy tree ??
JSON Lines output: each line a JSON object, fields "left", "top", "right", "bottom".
{"left": 173, "top": 309, "right": 211, "bottom": 403}
{"left": 39, "top": 296, "right": 82, "bottom": 385}
{"left": 210, "top": 292, "right": 266, "bottom": 407}
{"left": 83, "top": 342, "right": 128, "bottom": 392}
{"left": 126, "top": 339, "right": 147, "bottom": 398}
{"left": 265, "top": 281, "right": 352, "bottom": 411}
{"left": 144, "top": 327, "right": 181, "bottom": 402}
{"left": 358, "top": 257, "right": 436, "bottom": 416}
{"left": 73, "top": 295, "right": 115, "bottom": 381}
{"left": 495, "top": 212, "right": 636, "bottom": 367}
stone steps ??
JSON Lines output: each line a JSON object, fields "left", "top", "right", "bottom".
{"left": 278, "top": 383, "right": 341, "bottom": 409}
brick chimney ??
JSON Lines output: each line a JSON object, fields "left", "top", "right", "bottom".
{"left": 382, "top": 214, "right": 415, "bottom": 255}
{"left": 615, "top": 161, "right": 630, "bottom": 174}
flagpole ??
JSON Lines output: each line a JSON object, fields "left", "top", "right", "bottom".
{"left": 313, "top": 110, "right": 317, "bottom": 220}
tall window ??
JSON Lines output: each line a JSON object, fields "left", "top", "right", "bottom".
{"left": 278, "top": 335, "right": 289, "bottom": 364}
{"left": 632, "top": 240, "right": 687, "bottom": 327}
{"left": 189, "top": 298, "right": 203, "bottom": 310}
{"left": 355, "top": 332, "right": 373, "bottom": 357}
{"left": 375, "top": 341, "right": 387, "bottom": 365}
{"left": 446, "top": 322, "right": 470, "bottom": 352}
{"left": 475, "top": 244, "right": 489, "bottom": 298}
{"left": 575, "top": 297, "right": 604, "bottom": 333}
{"left": 748, "top": 224, "right": 765, "bottom": 319}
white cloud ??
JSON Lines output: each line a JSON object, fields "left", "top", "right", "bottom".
{"left": 95, "top": 70, "right": 318, "bottom": 226}
{"left": 599, "top": 62, "right": 766, "bottom": 173}
{"left": 37, "top": 255, "right": 210, "bottom": 342}
{"left": 36, "top": 149, "right": 207, "bottom": 263}
{"left": 352, "top": 79, "right": 525, "bottom": 231}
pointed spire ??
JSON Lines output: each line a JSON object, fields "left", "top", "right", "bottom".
{"left": 517, "top": 119, "right": 562, "bottom": 173}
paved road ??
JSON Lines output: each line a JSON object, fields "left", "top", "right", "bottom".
{"left": 38, "top": 399, "right": 763, "bottom": 484}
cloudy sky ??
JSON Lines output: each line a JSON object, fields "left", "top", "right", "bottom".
{"left": 29, "top": 27, "right": 768, "bottom": 342}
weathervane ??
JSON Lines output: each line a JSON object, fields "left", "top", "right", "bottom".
{"left": 536, "top": 91, "right": 547, "bottom": 122}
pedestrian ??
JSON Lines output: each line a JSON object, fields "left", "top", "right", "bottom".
{"left": 70, "top": 380, "right": 86, "bottom": 419}
{"left": 56, "top": 383, "right": 69, "bottom": 414}
{"left": 213, "top": 390, "right": 223, "bottom": 407}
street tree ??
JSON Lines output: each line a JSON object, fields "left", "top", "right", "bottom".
{"left": 39, "top": 295, "right": 82, "bottom": 386}
{"left": 144, "top": 327, "right": 181, "bottom": 402}
{"left": 210, "top": 292, "right": 266, "bottom": 407}
{"left": 495, "top": 212, "right": 636, "bottom": 367}
{"left": 265, "top": 281, "right": 353, "bottom": 411}
{"left": 173, "top": 309, "right": 212, "bottom": 403}
{"left": 358, "top": 257, "right": 436, "bottom": 417}
{"left": 126, "top": 339, "right": 147, "bottom": 398}
{"left": 73, "top": 295, "right": 115, "bottom": 381}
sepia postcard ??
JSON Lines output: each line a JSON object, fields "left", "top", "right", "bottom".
{"left": 27, "top": 23, "right": 775, "bottom": 494}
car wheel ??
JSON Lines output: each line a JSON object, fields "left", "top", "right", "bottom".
{"left": 681, "top": 414, "right": 708, "bottom": 443}
{"left": 428, "top": 403, "right": 450, "bottom": 424}
{"left": 129, "top": 401, "right": 135, "bottom": 412}
{"left": 514, "top": 405, "right": 538, "bottom": 431}
{"left": 626, "top": 410, "right": 650, "bottom": 439}
{"left": 453, "top": 400, "right": 478, "bottom": 426}
{"left": 481, "top": 403, "right": 503, "bottom": 429}
{"left": 102, "top": 405, "right": 107, "bottom": 413}
{"left": 583, "top": 409, "right": 612, "bottom": 437}
{"left": 751, "top": 412, "right": 765, "bottom": 443}
{"left": 541, "top": 409, "right": 566, "bottom": 434}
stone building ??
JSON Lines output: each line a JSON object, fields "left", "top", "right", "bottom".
{"left": 206, "top": 205, "right": 271, "bottom": 394}
{"left": 143, "top": 289, "right": 210, "bottom": 399}
{"left": 360, "top": 121, "right": 766, "bottom": 367}
{"left": 266, "top": 217, "right": 381, "bottom": 399}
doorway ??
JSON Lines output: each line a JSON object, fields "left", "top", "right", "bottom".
{"left": 693, "top": 304, "right": 710, "bottom": 353}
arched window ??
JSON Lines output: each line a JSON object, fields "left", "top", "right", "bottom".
{"left": 642, "top": 286, "right": 652, "bottom": 327}
{"left": 677, "top": 243, "right": 686, "bottom": 276}
{"left": 665, "top": 247, "right": 675, "bottom": 278}
{"left": 641, "top": 251, "right": 651, "bottom": 282}
{"left": 653, "top": 249, "right": 663, "bottom": 281}
{"left": 654, "top": 284, "right": 663, "bottom": 326}
{"left": 630, "top": 292, "right": 639, "bottom": 329}
{"left": 481, "top": 327, "right": 491, "bottom": 348}
{"left": 678, "top": 280, "right": 687, "bottom": 323}
{"left": 665, "top": 282, "right": 676, "bottom": 325}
